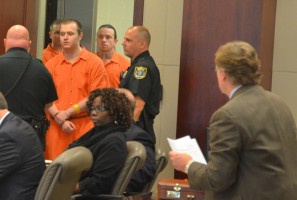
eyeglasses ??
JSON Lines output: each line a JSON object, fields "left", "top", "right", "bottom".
{"left": 89, "top": 105, "right": 107, "bottom": 113}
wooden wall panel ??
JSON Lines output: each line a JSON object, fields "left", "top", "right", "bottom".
{"left": 259, "top": 0, "right": 277, "bottom": 90}
{"left": 176, "top": 0, "right": 276, "bottom": 178}
{"left": 0, "top": 1, "right": 26, "bottom": 54}
{"left": 133, "top": 0, "right": 144, "bottom": 25}
{"left": 0, "top": 0, "right": 38, "bottom": 56}
{"left": 24, "top": 0, "right": 38, "bottom": 57}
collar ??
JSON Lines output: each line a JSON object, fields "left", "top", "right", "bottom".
{"left": 96, "top": 51, "right": 113, "bottom": 60}
{"left": 0, "top": 111, "right": 10, "bottom": 127}
{"left": 68, "top": 122, "right": 126, "bottom": 148}
{"left": 229, "top": 85, "right": 242, "bottom": 99}
{"left": 59, "top": 47, "right": 88, "bottom": 65}
{"left": 110, "top": 52, "right": 123, "bottom": 64}
{"left": 131, "top": 51, "right": 150, "bottom": 66}
{"left": 6, "top": 47, "right": 28, "bottom": 54}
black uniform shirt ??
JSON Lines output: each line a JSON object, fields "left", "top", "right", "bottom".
{"left": 120, "top": 51, "right": 161, "bottom": 118}
{"left": 0, "top": 48, "right": 57, "bottom": 119}
{"left": 119, "top": 51, "right": 161, "bottom": 143}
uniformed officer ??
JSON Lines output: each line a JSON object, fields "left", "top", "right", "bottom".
{"left": 120, "top": 26, "right": 161, "bottom": 144}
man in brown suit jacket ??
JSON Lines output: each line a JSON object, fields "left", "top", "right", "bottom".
{"left": 169, "top": 41, "right": 297, "bottom": 200}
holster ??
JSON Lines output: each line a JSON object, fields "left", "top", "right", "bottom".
{"left": 30, "top": 118, "right": 50, "bottom": 151}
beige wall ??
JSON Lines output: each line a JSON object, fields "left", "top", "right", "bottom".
{"left": 142, "top": 0, "right": 183, "bottom": 194}
{"left": 272, "top": 0, "right": 297, "bottom": 122}
{"left": 36, "top": 0, "right": 47, "bottom": 59}
{"left": 95, "top": 0, "right": 134, "bottom": 56}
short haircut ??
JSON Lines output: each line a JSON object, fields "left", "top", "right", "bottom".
{"left": 98, "top": 24, "right": 117, "bottom": 40}
{"left": 61, "top": 19, "right": 83, "bottom": 34}
{"left": 215, "top": 41, "right": 262, "bottom": 85}
{"left": 50, "top": 19, "right": 62, "bottom": 31}
{"left": 116, "top": 88, "right": 136, "bottom": 113}
{"left": 133, "top": 26, "right": 151, "bottom": 46}
{"left": 0, "top": 92, "right": 8, "bottom": 109}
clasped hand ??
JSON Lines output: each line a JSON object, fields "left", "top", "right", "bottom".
{"left": 54, "top": 110, "right": 76, "bottom": 133}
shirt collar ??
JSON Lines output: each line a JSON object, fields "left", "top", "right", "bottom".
{"left": 0, "top": 111, "right": 10, "bottom": 126}
{"left": 229, "top": 85, "right": 242, "bottom": 99}
{"left": 59, "top": 47, "right": 87, "bottom": 65}
{"left": 131, "top": 51, "right": 150, "bottom": 66}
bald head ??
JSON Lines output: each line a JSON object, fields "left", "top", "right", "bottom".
{"left": 129, "top": 26, "right": 151, "bottom": 46}
{"left": 116, "top": 88, "right": 136, "bottom": 112}
{"left": 4, "top": 25, "right": 31, "bottom": 52}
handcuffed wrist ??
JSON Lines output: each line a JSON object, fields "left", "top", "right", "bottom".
{"left": 65, "top": 109, "right": 70, "bottom": 118}
{"left": 60, "top": 120, "right": 66, "bottom": 126}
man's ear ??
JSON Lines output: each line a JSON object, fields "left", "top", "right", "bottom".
{"left": 79, "top": 32, "right": 83, "bottom": 40}
{"left": 222, "top": 70, "right": 227, "bottom": 81}
{"left": 4, "top": 38, "right": 8, "bottom": 52}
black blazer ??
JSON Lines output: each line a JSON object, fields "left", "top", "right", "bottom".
{"left": 0, "top": 113, "right": 45, "bottom": 200}
{"left": 124, "top": 123, "right": 156, "bottom": 192}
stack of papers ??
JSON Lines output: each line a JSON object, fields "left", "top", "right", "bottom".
{"left": 167, "top": 135, "right": 207, "bottom": 164}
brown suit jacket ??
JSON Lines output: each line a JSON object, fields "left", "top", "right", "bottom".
{"left": 188, "top": 85, "right": 297, "bottom": 200}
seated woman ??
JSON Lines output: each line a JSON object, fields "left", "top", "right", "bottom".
{"left": 69, "top": 88, "right": 132, "bottom": 195}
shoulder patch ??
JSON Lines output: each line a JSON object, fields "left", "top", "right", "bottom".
{"left": 134, "top": 66, "right": 147, "bottom": 79}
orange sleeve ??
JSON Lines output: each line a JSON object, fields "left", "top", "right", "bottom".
{"left": 88, "top": 54, "right": 110, "bottom": 91}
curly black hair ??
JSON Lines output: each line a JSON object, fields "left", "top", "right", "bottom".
{"left": 86, "top": 88, "right": 132, "bottom": 129}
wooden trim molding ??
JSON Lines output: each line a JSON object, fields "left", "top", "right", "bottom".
{"left": 133, "top": 0, "right": 144, "bottom": 25}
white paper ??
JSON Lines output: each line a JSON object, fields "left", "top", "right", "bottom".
{"left": 167, "top": 135, "right": 207, "bottom": 164}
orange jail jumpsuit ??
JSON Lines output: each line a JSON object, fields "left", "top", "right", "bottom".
{"left": 97, "top": 52, "right": 130, "bottom": 87}
{"left": 42, "top": 44, "right": 60, "bottom": 64}
{"left": 45, "top": 48, "right": 109, "bottom": 160}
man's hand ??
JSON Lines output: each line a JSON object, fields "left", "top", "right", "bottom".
{"left": 55, "top": 110, "right": 70, "bottom": 123}
{"left": 61, "top": 121, "right": 76, "bottom": 133}
{"left": 169, "top": 151, "right": 193, "bottom": 172}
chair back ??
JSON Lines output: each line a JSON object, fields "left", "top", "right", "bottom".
{"left": 142, "top": 146, "right": 168, "bottom": 192}
{"left": 34, "top": 146, "right": 93, "bottom": 200}
{"left": 111, "top": 141, "right": 147, "bottom": 195}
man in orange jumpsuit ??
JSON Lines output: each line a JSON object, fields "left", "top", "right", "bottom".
{"left": 96, "top": 24, "right": 130, "bottom": 87}
{"left": 45, "top": 19, "right": 109, "bottom": 160}
{"left": 42, "top": 19, "right": 62, "bottom": 64}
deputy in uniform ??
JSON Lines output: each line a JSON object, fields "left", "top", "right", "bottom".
{"left": 120, "top": 26, "right": 161, "bottom": 144}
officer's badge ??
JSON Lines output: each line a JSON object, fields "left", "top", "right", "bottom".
{"left": 121, "top": 71, "right": 128, "bottom": 79}
{"left": 134, "top": 66, "right": 147, "bottom": 79}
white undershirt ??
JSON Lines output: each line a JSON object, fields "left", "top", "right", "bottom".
{"left": 229, "top": 85, "right": 242, "bottom": 99}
